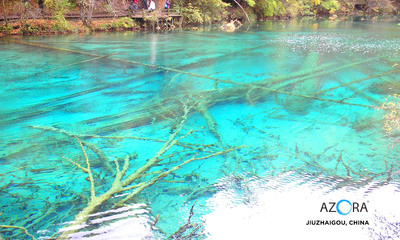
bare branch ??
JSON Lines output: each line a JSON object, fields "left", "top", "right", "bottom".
{"left": 0, "top": 225, "right": 37, "bottom": 240}
{"left": 75, "top": 137, "right": 96, "bottom": 201}
{"left": 117, "top": 147, "right": 241, "bottom": 205}
{"left": 62, "top": 156, "right": 89, "bottom": 173}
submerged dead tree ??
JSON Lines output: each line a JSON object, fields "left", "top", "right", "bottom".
{"left": 284, "top": 52, "right": 322, "bottom": 115}
{"left": 93, "top": 53, "right": 390, "bottom": 135}
{"left": 8, "top": 39, "right": 396, "bottom": 143}
{"left": 168, "top": 200, "right": 204, "bottom": 239}
{"left": 51, "top": 100, "right": 238, "bottom": 239}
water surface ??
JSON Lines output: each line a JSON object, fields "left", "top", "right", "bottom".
{"left": 1, "top": 18, "right": 400, "bottom": 239}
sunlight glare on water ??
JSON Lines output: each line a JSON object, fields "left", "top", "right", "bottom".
{"left": 204, "top": 172, "right": 400, "bottom": 240}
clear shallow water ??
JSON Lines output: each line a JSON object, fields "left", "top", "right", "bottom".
{"left": 1, "top": 18, "right": 400, "bottom": 239}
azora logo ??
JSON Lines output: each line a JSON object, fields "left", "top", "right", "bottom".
{"left": 320, "top": 199, "right": 368, "bottom": 215}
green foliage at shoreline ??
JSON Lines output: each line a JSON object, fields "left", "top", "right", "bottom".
{"left": 174, "top": 0, "right": 397, "bottom": 22}
{"left": 96, "top": 17, "right": 138, "bottom": 31}
{"left": 247, "top": 0, "right": 396, "bottom": 19}
{"left": 173, "top": 0, "right": 230, "bottom": 24}
{"left": 0, "top": 0, "right": 398, "bottom": 36}
{"left": 44, "top": 0, "right": 73, "bottom": 31}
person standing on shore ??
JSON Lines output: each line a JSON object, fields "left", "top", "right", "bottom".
{"left": 142, "top": 0, "right": 148, "bottom": 9}
{"left": 128, "top": 0, "right": 139, "bottom": 13}
{"left": 133, "top": 0, "right": 139, "bottom": 11}
{"left": 164, "top": 0, "right": 170, "bottom": 10}
{"left": 148, "top": 0, "right": 155, "bottom": 11}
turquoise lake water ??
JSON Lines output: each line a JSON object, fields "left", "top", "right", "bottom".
{"left": 1, "top": 17, "right": 400, "bottom": 239}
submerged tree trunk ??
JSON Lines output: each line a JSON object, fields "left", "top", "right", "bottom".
{"left": 284, "top": 52, "right": 322, "bottom": 115}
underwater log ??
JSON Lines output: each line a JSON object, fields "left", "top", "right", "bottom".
{"left": 284, "top": 52, "right": 322, "bottom": 115}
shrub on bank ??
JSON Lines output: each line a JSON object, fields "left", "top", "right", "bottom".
{"left": 92, "top": 17, "right": 139, "bottom": 31}
{"left": 0, "top": 17, "right": 139, "bottom": 36}
{"left": 0, "top": 25, "right": 13, "bottom": 35}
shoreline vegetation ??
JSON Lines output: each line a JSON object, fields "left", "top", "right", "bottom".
{"left": 0, "top": 0, "right": 399, "bottom": 37}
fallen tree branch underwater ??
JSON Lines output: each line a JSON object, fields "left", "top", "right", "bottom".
{"left": 52, "top": 101, "right": 240, "bottom": 239}
{"left": 0, "top": 225, "right": 36, "bottom": 240}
